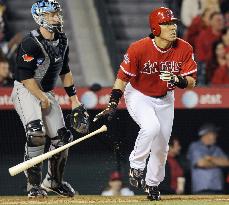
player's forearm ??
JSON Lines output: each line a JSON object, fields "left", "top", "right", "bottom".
{"left": 113, "top": 78, "right": 128, "bottom": 92}
{"left": 60, "top": 71, "right": 81, "bottom": 108}
{"left": 210, "top": 157, "right": 229, "bottom": 167}
{"left": 108, "top": 78, "right": 128, "bottom": 105}
{"left": 21, "top": 78, "right": 47, "bottom": 101}
{"left": 186, "top": 76, "right": 196, "bottom": 88}
{"left": 196, "top": 158, "right": 216, "bottom": 168}
{"left": 60, "top": 71, "right": 74, "bottom": 87}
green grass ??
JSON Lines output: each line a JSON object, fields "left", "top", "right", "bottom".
{"left": 0, "top": 195, "right": 229, "bottom": 205}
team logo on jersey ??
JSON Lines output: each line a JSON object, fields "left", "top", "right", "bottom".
{"left": 22, "top": 54, "right": 34, "bottom": 62}
{"left": 123, "top": 54, "right": 130, "bottom": 64}
{"left": 140, "top": 60, "right": 182, "bottom": 75}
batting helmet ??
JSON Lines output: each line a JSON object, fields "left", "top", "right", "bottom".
{"left": 149, "top": 7, "right": 177, "bottom": 36}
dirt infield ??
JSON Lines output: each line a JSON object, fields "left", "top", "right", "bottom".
{"left": 0, "top": 195, "right": 229, "bottom": 205}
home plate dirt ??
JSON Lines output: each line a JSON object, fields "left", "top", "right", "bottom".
{"left": 0, "top": 195, "right": 229, "bottom": 205}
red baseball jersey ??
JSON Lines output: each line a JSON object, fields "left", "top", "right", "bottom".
{"left": 117, "top": 37, "right": 197, "bottom": 96}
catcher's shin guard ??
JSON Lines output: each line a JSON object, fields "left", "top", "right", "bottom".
{"left": 42, "top": 127, "right": 75, "bottom": 197}
{"left": 24, "top": 143, "right": 45, "bottom": 191}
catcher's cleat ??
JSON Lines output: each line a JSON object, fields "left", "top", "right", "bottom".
{"left": 41, "top": 181, "right": 75, "bottom": 197}
{"left": 145, "top": 185, "right": 161, "bottom": 201}
{"left": 28, "top": 185, "right": 47, "bottom": 198}
{"left": 129, "top": 168, "right": 145, "bottom": 188}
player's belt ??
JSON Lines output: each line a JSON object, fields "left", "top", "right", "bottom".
{"left": 151, "top": 93, "right": 167, "bottom": 98}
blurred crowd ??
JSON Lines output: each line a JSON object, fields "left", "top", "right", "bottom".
{"left": 0, "top": 0, "right": 229, "bottom": 87}
{"left": 180, "top": 0, "right": 229, "bottom": 86}
{"left": 102, "top": 122, "right": 229, "bottom": 195}
{"left": 0, "top": 0, "right": 22, "bottom": 87}
{"left": 161, "top": 123, "right": 229, "bottom": 195}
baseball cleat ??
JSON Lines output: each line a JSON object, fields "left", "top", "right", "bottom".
{"left": 145, "top": 185, "right": 161, "bottom": 201}
{"left": 41, "top": 181, "right": 75, "bottom": 197}
{"left": 28, "top": 185, "right": 47, "bottom": 198}
{"left": 129, "top": 168, "right": 145, "bottom": 188}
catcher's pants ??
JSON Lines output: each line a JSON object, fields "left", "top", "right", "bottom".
{"left": 11, "top": 80, "right": 65, "bottom": 138}
{"left": 124, "top": 83, "right": 174, "bottom": 187}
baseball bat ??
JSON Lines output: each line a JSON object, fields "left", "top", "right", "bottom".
{"left": 9, "top": 125, "right": 107, "bottom": 176}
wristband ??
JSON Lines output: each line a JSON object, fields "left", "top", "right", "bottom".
{"left": 109, "top": 89, "right": 123, "bottom": 105}
{"left": 174, "top": 76, "right": 188, "bottom": 89}
{"left": 64, "top": 85, "right": 76, "bottom": 97}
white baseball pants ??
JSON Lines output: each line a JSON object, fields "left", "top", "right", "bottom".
{"left": 124, "top": 83, "right": 174, "bottom": 186}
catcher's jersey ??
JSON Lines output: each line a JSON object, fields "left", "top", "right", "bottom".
{"left": 14, "top": 29, "right": 70, "bottom": 92}
{"left": 117, "top": 37, "right": 197, "bottom": 96}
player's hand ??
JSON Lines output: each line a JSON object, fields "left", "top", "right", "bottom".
{"left": 93, "top": 102, "right": 117, "bottom": 122}
{"left": 40, "top": 96, "right": 52, "bottom": 109}
{"left": 159, "top": 70, "right": 178, "bottom": 83}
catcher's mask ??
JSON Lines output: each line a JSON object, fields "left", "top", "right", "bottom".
{"left": 31, "top": 0, "right": 63, "bottom": 33}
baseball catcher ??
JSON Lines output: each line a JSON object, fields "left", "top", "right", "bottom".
{"left": 11, "top": 0, "right": 89, "bottom": 198}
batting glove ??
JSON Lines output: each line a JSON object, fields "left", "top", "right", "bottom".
{"left": 93, "top": 102, "right": 117, "bottom": 122}
{"left": 159, "top": 70, "right": 178, "bottom": 83}
{"left": 159, "top": 70, "right": 188, "bottom": 89}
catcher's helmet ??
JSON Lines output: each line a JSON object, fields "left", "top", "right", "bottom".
{"left": 31, "top": 0, "right": 63, "bottom": 33}
{"left": 149, "top": 7, "right": 177, "bottom": 36}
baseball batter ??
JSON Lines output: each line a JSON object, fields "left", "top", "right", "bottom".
{"left": 94, "top": 7, "right": 197, "bottom": 200}
{"left": 11, "top": 0, "right": 89, "bottom": 198}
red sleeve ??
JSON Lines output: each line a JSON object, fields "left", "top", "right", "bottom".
{"left": 117, "top": 44, "right": 138, "bottom": 81}
{"left": 180, "top": 45, "right": 197, "bottom": 79}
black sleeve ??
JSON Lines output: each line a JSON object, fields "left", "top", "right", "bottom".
{"left": 59, "top": 46, "right": 70, "bottom": 76}
{"left": 15, "top": 36, "right": 43, "bottom": 81}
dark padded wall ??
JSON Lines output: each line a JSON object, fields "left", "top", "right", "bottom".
{"left": 0, "top": 109, "right": 229, "bottom": 195}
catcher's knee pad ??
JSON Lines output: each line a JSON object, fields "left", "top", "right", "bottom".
{"left": 26, "top": 120, "right": 46, "bottom": 147}
{"left": 51, "top": 127, "right": 73, "bottom": 148}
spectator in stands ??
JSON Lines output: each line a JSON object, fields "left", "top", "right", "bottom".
{"left": 160, "top": 137, "right": 185, "bottom": 195}
{"left": 181, "top": 0, "right": 203, "bottom": 28}
{"left": 187, "top": 123, "right": 229, "bottom": 194}
{"left": 211, "top": 48, "right": 229, "bottom": 84}
{"left": 0, "top": 54, "right": 12, "bottom": 86}
{"left": 184, "top": 8, "right": 219, "bottom": 50}
{"left": 195, "top": 11, "right": 224, "bottom": 85}
{"left": 208, "top": 41, "right": 226, "bottom": 80}
{"left": 181, "top": 0, "right": 220, "bottom": 28}
{"left": 101, "top": 171, "right": 134, "bottom": 196}
{"left": 222, "top": 27, "right": 229, "bottom": 48}
{"left": 208, "top": 27, "right": 229, "bottom": 82}
{"left": 195, "top": 11, "right": 224, "bottom": 63}
{"left": 0, "top": 1, "right": 22, "bottom": 59}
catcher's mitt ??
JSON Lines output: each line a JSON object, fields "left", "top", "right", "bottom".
{"left": 70, "top": 104, "right": 89, "bottom": 134}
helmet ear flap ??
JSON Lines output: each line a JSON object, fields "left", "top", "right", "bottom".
{"left": 152, "top": 25, "right": 161, "bottom": 36}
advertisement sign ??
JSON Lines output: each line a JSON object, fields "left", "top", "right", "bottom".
{"left": 0, "top": 87, "right": 229, "bottom": 110}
